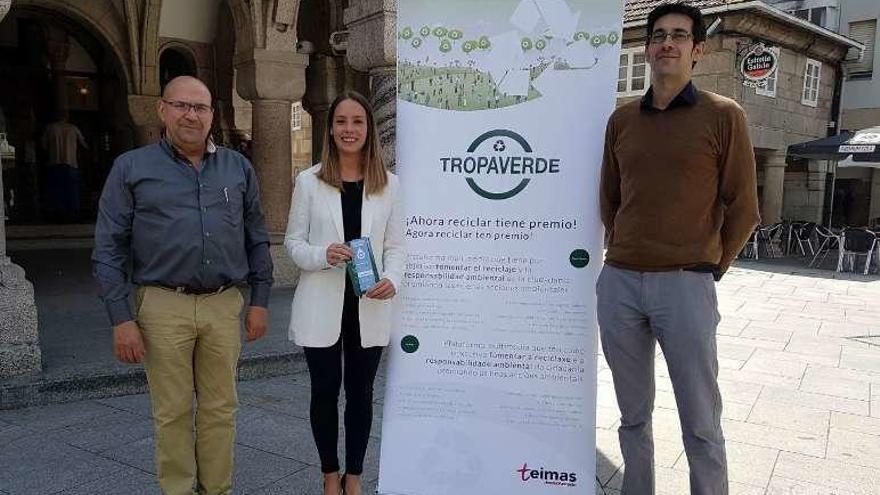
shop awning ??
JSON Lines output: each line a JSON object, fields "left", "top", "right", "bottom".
{"left": 787, "top": 126, "right": 880, "bottom": 162}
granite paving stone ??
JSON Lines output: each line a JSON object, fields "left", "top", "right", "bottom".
{"left": 95, "top": 392, "right": 154, "bottom": 417}
{"left": 758, "top": 385, "right": 869, "bottom": 416}
{"left": 772, "top": 451, "right": 880, "bottom": 494}
{"left": 799, "top": 368, "right": 872, "bottom": 401}
{"left": 232, "top": 444, "right": 309, "bottom": 493}
{"left": 101, "top": 435, "right": 156, "bottom": 474}
{"left": 45, "top": 409, "right": 154, "bottom": 454}
{"left": 55, "top": 466, "right": 160, "bottom": 495}
{"left": 746, "top": 397, "right": 830, "bottom": 434}
{"left": 766, "top": 476, "right": 858, "bottom": 495}
{"left": 825, "top": 427, "right": 880, "bottom": 470}
{"left": 0, "top": 400, "right": 117, "bottom": 430}
{"left": 830, "top": 410, "right": 880, "bottom": 436}
{"left": 0, "top": 435, "right": 126, "bottom": 493}
{"left": 721, "top": 419, "right": 827, "bottom": 457}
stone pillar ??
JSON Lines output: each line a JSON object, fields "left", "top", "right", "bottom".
{"left": 344, "top": 0, "right": 397, "bottom": 171}
{"left": 304, "top": 55, "right": 345, "bottom": 164}
{"left": 128, "top": 95, "right": 162, "bottom": 146}
{"left": 235, "top": 49, "right": 308, "bottom": 234}
{"left": 761, "top": 152, "right": 786, "bottom": 224}
{"left": 0, "top": 0, "right": 41, "bottom": 378}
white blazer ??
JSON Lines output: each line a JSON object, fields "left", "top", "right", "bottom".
{"left": 284, "top": 164, "right": 405, "bottom": 348}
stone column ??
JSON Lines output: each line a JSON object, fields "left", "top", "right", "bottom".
{"left": 345, "top": 0, "right": 397, "bottom": 171}
{"left": 0, "top": 0, "right": 42, "bottom": 379}
{"left": 234, "top": 49, "right": 309, "bottom": 233}
{"left": 304, "top": 55, "right": 345, "bottom": 164}
{"left": 761, "top": 152, "right": 787, "bottom": 224}
{"left": 128, "top": 95, "right": 162, "bottom": 146}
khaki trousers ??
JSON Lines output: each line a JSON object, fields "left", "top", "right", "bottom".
{"left": 136, "top": 286, "right": 244, "bottom": 495}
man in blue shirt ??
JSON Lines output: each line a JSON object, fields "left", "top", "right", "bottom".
{"left": 93, "top": 75, "right": 273, "bottom": 495}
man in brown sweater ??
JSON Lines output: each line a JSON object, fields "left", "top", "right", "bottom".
{"left": 598, "top": 3, "right": 760, "bottom": 495}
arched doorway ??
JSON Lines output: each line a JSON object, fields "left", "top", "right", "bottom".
{"left": 0, "top": 6, "right": 132, "bottom": 225}
{"left": 159, "top": 45, "right": 197, "bottom": 90}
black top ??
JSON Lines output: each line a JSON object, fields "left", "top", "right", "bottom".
{"left": 639, "top": 81, "right": 698, "bottom": 113}
{"left": 92, "top": 138, "right": 273, "bottom": 325}
{"left": 341, "top": 180, "right": 364, "bottom": 306}
{"left": 341, "top": 180, "right": 363, "bottom": 242}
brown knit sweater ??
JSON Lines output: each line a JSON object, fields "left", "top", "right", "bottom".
{"left": 600, "top": 88, "right": 760, "bottom": 274}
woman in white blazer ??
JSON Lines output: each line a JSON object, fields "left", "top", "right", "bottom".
{"left": 284, "top": 91, "right": 404, "bottom": 495}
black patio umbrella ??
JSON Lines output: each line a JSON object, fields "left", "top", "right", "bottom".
{"left": 787, "top": 126, "right": 880, "bottom": 226}
{"left": 787, "top": 126, "right": 880, "bottom": 162}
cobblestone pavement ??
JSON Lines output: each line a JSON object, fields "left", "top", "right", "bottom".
{"left": 1, "top": 260, "right": 879, "bottom": 494}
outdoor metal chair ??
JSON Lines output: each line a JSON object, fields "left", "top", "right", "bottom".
{"left": 837, "top": 228, "right": 877, "bottom": 275}
{"left": 809, "top": 225, "right": 839, "bottom": 268}
{"left": 780, "top": 220, "right": 803, "bottom": 255}
{"left": 741, "top": 223, "right": 782, "bottom": 260}
{"left": 794, "top": 222, "right": 817, "bottom": 257}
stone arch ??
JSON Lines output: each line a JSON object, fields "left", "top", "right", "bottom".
{"left": 157, "top": 41, "right": 198, "bottom": 89}
{"left": 139, "top": 0, "right": 164, "bottom": 96}
{"left": 225, "top": 0, "right": 255, "bottom": 54}
{"left": 297, "top": 0, "right": 356, "bottom": 163}
{"left": 11, "top": 0, "right": 133, "bottom": 94}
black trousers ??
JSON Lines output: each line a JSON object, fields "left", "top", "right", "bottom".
{"left": 303, "top": 293, "right": 383, "bottom": 475}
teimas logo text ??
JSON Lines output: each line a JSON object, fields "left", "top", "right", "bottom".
{"left": 440, "top": 129, "right": 561, "bottom": 200}
{"left": 516, "top": 462, "right": 578, "bottom": 487}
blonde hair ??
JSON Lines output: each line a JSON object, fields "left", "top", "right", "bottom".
{"left": 316, "top": 91, "right": 388, "bottom": 195}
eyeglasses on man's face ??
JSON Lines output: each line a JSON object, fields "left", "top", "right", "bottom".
{"left": 162, "top": 99, "right": 213, "bottom": 116}
{"left": 649, "top": 30, "right": 693, "bottom": 45}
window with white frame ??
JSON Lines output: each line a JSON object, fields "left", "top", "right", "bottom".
{"left": 801, "top": 58, "right": 821, "bottom": 107}
{"left": 291, "top": 102, "right": 303, "bottom": 131}
{"left": 756, "top": 47, "right": 780, "bottom": 98}
{"left": 617, "top": 47, "right": 650, "bottom": 97}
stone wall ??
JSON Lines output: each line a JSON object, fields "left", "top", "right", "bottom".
{"left": 782, "top": 161, "right": 831, "bottom": 223}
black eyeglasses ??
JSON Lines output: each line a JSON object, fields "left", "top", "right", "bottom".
{"left": 649, "top": 30, "right": 693, "bottom": 44}
{"left": 162, "top": 99, "right": 213, "bottom": 115}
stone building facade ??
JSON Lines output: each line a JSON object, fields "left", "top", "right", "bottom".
{"left": 0, "top": 0, "right": 397, "bottom": 378}
{"left": 620, "top": 0, "right": 860, "bottom": 226}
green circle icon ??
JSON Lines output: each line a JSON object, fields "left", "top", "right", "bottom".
{"left": 420, "top": 26, "right": 431, "bottom": 37}
{"left": 412, "top": 37, "right": 422, "bottom": 48}
{"left": 607, "top": 32, "right": 620, "bottom": 44}
{"left": 521, "top": 37, "right": 533, "bottom": 51}
{"left": 433, "top": 26, "right": 448, "bottom": 38}
{"left": 570, "top": 249, "right": 590, "bottom": 268}
{"left": 400, "top": 27, "right": 413, "bottom": 40}
{"left": 535, "top": 39, "right": 547, "bottom": 51}
{"left": 590, "top": 34, "right": 605, "bottom": 47}
{"left": 574, "top": 31, "right": 589, "bottom": 42}
{"left": 401, "top": 335, "right": 420, "bottom": 354}
{"left": 440, "top": 40, "right": 452, "bottom": 53}
{"left": 478, "top": 36, "right": 491, "bottom": 49}
{"left": 462, "top": 40, "right": 476, "bottom": 53}
{"left": 449, "top": 29, "right": 463, "bottom": 40}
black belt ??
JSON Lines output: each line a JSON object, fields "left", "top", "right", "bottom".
{"left": 153, "top": 284, "right": 234, "bottom": 295}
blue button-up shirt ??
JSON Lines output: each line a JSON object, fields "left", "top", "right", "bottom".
{"left": 92, "top": 139, "right": 273, "bottom": 325}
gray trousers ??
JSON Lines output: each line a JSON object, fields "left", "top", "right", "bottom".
{"left": 597, "top": 265, "right": 727, "bottom": 495}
